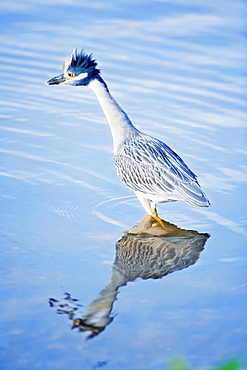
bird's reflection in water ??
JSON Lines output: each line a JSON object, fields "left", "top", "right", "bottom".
{"left": 49, "top": 216, "right": 209, "bottom": 339}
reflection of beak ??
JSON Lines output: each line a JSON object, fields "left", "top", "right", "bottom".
{"left": 46, "top": 74, "right": 67, "bottom": 85}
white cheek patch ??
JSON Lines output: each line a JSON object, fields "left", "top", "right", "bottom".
{"left": 72, "top": 72, "right": 88, "bottom": 80}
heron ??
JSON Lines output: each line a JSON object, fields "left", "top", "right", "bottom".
{"left": 46, "top": 48, "right": 210, "bottom": 226}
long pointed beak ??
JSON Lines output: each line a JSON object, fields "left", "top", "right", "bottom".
{"left": 46, "top": 74, "right": 67, "bottom": 85}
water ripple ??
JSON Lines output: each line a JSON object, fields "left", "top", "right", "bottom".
{"left": 0, "top": 125, "right": 54, "bottom": 137}
{"left": 45, "top": 199, "right": 80, "bottom": 223}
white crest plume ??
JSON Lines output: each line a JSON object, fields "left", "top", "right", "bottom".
{"left": 62, "top": 48, "right": 77, "bottom": 73}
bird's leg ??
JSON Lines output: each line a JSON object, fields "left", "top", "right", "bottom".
{"left": 151, "top": 202, "right": 158, "bottom": 217}
{"left": 151, "top": 202, "right": 167, "bottom": 230}
{"left": 134, "top": 194, "right": 167, "bottom": 230}
{"left": 152, "top": 214, "right": 167, "bottom": 230}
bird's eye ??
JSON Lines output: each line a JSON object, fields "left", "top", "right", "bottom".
{"left": 67, "top": 72, "right": 74, "bottom": 78}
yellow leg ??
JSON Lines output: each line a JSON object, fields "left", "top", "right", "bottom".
{"left": 152, "top": 215, "right": 167, "bottom": 229}
{"left": 151, "top": 203, "right": 167, "bottom": 230}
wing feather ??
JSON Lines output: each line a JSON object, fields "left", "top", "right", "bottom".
{"left": 114, "top": 132, "right": 209, "bottom": 207}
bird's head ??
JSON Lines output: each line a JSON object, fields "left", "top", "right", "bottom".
{"left": 46, "top": 48, "right": 100, "bottom": 86}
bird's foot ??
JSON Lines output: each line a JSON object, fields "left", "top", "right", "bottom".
{"left": 151, "top": 215, "right": 167, "bottom": 230}
{"left": 125, "top": 215, "right": 187, "bottom": 236}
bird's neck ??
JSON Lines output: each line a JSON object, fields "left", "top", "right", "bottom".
{"left": 88, "top": 76, "right": 136, "bottom": 153}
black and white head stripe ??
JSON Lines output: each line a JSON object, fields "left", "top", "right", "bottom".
{"left": 62, "top": 48, "right": 100, "bottom": 75}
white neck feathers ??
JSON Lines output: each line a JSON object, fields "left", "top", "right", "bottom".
{"left": 88, "top": 78, "right": 135, "bottom": 153}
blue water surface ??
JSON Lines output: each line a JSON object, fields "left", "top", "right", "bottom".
{"left": 0, "top": 1, "right": 246, "bottom": 369}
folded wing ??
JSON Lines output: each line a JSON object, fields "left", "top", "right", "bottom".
{"left": 114, "top": 132, "right": 210, "bottom": 207}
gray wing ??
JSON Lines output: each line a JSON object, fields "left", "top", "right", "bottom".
{"left": 114, "top": 132, "right": 210, "bottom": 207}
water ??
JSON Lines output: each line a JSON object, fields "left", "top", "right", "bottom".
{"left": 0, "top": 1, "right": 246, "bottom": 369}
